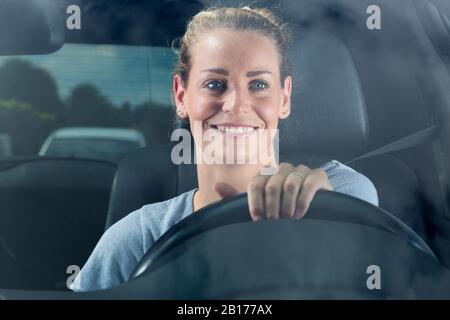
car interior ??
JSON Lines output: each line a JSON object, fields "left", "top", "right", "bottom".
{"left": 0, "top": 0, "right": 450, "bottom": 298}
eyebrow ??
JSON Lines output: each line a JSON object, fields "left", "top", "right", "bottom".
{"left": 201, "top": 68, "right": 229, "bottom": 76}
{"left": 246, "top": 70, "right": 273, "bottom": 77}
{"left": 201, "top": 68, "right": 273, "bottom": 77}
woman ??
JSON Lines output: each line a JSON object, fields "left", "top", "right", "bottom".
{"left": 71, "top": 6, "right": 378, "bottom": 292}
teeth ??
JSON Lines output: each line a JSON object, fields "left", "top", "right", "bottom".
{"left": 216, "top": 126, "right": 255, "bottom": 134}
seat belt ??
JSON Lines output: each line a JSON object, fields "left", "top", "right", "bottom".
{"left": 346, "top": 125, "right": 439, "bottom": 165}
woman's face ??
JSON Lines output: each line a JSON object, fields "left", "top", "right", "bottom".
{"left": 174, "top": 28, "right": 292, "bottom": 165}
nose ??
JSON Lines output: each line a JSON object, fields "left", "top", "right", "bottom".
{"left": 222, "top": 88, "right": 251, "bottom": 114}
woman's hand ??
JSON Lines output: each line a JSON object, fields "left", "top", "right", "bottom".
{"left": 215, "top": 162, "right": 333, "bottom": 220}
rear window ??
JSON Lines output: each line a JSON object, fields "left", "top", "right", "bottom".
{"left": 0, "top": 43, "right": 176, "bottom": 161}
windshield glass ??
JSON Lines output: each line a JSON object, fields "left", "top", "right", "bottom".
{"left": 0, "top": 0, "right": 450, "bottom": 300}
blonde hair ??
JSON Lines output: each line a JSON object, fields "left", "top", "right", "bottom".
{"left": 172, "top": 6, "right": 292, "bottom": 87}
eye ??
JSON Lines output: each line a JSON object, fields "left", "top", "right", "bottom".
{"left": 205, "top": 79, "right": 226, "bottom": 91}
{"left": 249, "top": 80, "right": 269, "bottom": 91}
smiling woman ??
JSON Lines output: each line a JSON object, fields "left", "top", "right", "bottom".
{"left": 70, "top": 6, "right": 378, "bottom": 292}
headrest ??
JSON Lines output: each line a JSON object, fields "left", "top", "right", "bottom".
{"left": 279, "top": 28, "right": 369, "bottom": 158}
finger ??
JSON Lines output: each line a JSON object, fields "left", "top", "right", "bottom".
{"left": 295, "top": 169, "right": 332, "bottom": 219}
{"left": 247, "top": 175, "right": 270, "bottom": 221}
{"left": 214, "top": 182, "right": 239, "bottom": 199}
{"left": 280, "top": 166, "right": 310, "bottom": 218}
{"left": 263, "top": 163, "right": 293, "bottom": 219}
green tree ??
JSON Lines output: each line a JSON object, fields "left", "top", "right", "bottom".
{"left": 0, "top": 59, "right": 62, "bottom": 119}
{"left": 65, "top": 84, "right": 130, "bottom": 127}
{"left": 131, "top": 101, "right": 174, "bottom": 146}
{"left": 0, "top": 99, "right": 57, "bottom": 155}
{"left": 0, "top": 59, "right": 62, "bottom": 156}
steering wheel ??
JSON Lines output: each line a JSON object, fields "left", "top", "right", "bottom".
{"left": 130, "top": 190, "right": 437, "bottom": 280}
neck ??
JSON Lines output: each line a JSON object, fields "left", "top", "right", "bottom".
{"left": 193, "top": 163, "right": 262, "bottom": 211}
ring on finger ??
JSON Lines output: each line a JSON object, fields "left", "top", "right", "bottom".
{"left": 288, "top": 171, "right": 307, "bottom": 181}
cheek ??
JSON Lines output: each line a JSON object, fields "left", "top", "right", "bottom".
{"left": 185, "top": 94, "right": 221, "bottom": 140}
{"left": 186, "top": 94, "right": 219, "bottom": 121}
{"left": 254, "top": 97, "right": 281, "bottom": 129}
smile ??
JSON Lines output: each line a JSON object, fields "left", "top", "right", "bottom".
{"left": 217, "top": 126, "right": 255, "bottom": 134}
{"left": 209, "top": 123, "right": 258, "bottom": 136}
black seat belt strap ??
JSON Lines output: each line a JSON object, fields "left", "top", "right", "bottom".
{"left": 346, "top": 125, "right": 439, "bottom": 164}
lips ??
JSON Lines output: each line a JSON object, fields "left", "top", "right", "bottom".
{"left": 216, "top": 125, "right": 255, "bottom": 134}
{"left": 209, "top": 123, "right": 259, "bottom": 136}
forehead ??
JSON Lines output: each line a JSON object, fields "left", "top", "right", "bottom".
{"left": 189, "top": 29, "right": 280, "bottom": 75}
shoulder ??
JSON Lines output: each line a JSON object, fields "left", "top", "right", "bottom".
{"left": 138, "top": 189, "right": 195, "bottom": 244}
{"left": 320, "top": 160, "right": 379, "bottom": 206}
{"left": 70, "top": 189, "right": 196, "bottom": 292}
{"left": 70, "top": 209, "right": 144, "bottom": 292}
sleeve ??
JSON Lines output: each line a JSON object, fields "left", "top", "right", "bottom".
{"left": 321, "top": 160, "right": 379, "bottom": 207}
{"left": 69, "top": 209, "right": 145, "bottom": 292}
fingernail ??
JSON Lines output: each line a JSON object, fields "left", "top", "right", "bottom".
{"left": 294, "top": 209, "right": 303, "bottom": 219}
{"left": 252, "top": 209, "right": 263, "bottom": 221}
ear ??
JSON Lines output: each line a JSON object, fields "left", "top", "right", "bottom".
{"left": 173, "top": 74, "right": 188, "bottom": 119}
{"left": 278, "top": 75, "right": 292, "bottom": 120}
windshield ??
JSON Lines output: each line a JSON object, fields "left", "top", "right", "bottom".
{"left": 0, "top": 0, "right": 450, "bottom": 301}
